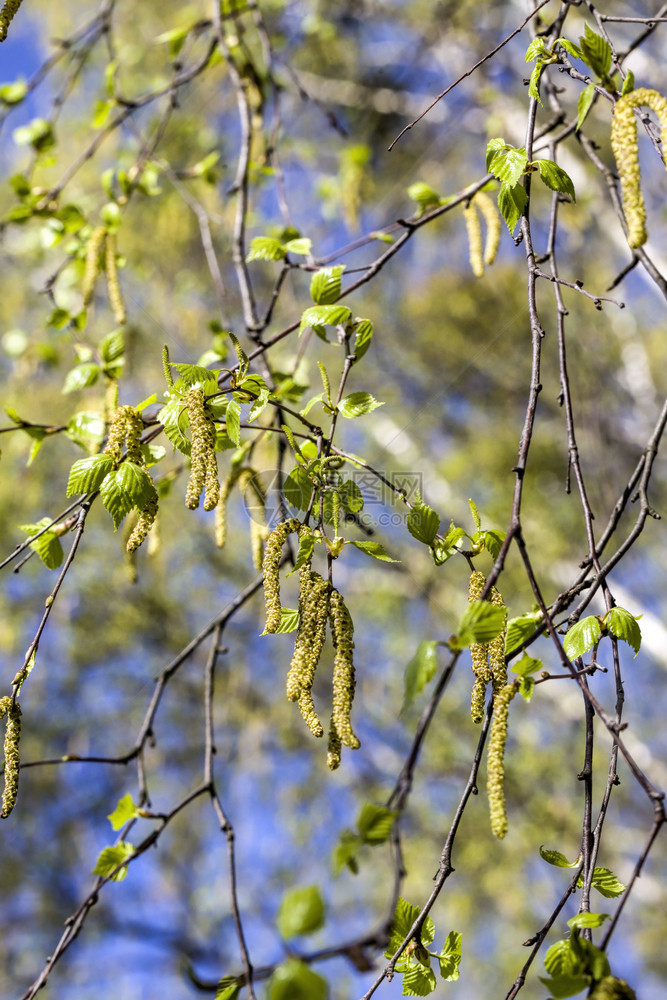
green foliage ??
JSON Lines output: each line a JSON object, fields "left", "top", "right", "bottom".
{"left": 310, "top": 266, "right": 345, "bottom": 305}
{"left": 268, "top": 958, "right": 328, "bottom": 1000}
{"left": 452, "top": 601, "right": 506, "bottom": 650}
{"left": 403, "top": 640, "right": 439, "bottom": 711}
{"left": 107, "top": 794, "right": 139, "bottom": 831}
{"left": 92, "top": 842, "right": 135, "bottom": 882}
{"left": 338, "top": 392, "right": 384, "bottom": 418}
{"left": 406, "top": 494, "right": 440, "bottom": 547}
{"left": 19, "top": 519, "right": 64, "bottom": 570}
{"left": 276, "top": 885, "right": 325, "bottom": 938}
{"left": 384, "top": 898, "right": 461, "bottom": 996}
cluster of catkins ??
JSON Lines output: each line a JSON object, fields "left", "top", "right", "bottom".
{"left": 0, "top": 0, "right": 23, "bottom": 42}
{"left": 104, "top": 405, "right": 159, "bottom": 552}
{"left": 262, "top": 520, "right": 360, "bottom": 770}
{"left": 184, "top": 388, "right": 220, "bottom": 512}
{"left": 81, "top": 226, "right": 126, "bottom": 325}
{"left": 610, "top": 88, "right": 667, "bottom": 249}
{"left": 0, "top": 695, "right": 21, "bottom": 818}
{"left": 468, "top": 569, "right": 515, "bottom": 839}
{"left": 462, "top": 191, "right": 501, "bottom": 278}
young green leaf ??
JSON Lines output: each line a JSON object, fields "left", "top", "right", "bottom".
{"left": 407, "top": 181, "right": 441, "bottom": 213}
{"left": 310, "top": 265, "right": 345, "bottom": 305}
{"left": 261, "top": 607, "right": 300, "bottom": 636}
{"left": 356, "top": 803, "right": 397, "bottom": 844}
{"left": 497, "top": 182, "right": 528, "bottom": 235}
{"left": 350, "top": 540, "right": 399, "bottom": 562}
{"left": 283, "top": 465, "right": 313, "bottom": 511}
{"left": 245, "top": 236, "right": 286, "bottom": 262}
{"left": 563, "top": 616, "right": 601, "bottom": 659}
{"left": 287, "top": 534, "right": 316, "bottom": 577}
{"left": 482, "top": 528, "right": 505, "bottom": 559}
{"left": 62, "top": 363, "right": 101, "bottom": 394}
{"left": 553, "top": 37, "right": 584, "bottom": 61}
{"left": 540, "top": 845, "right": 579, "bottom": 868}
{"left": 19, "top": 519, "right": 64, "bottom": 570}
{"left": 401, "top": 965, "right": 437, "bottom": 996}
{"left": 528, "top": 63, "right": 544, "bottom": 104}
{"left": 511, "top": 653, "right": 542, "bottom": 676}
{"left": 92, "top": 842, "right": 135, "bottom": 882}
{"left": 299, "top": 304, "right": 352, "bottom": 336}
{"left": 215, "top": 978, "right": 242, "bottom": 1000}
{"left": 158, "top": 398, "right": 191, "bottom": 456}
{"left": 351, "top": 317, "right": 373, "bottom": 360}
{"left": 567, "top": 912, "right": 610, "bottom": 930}
{"left": 276, "top": 885, "right": 325, "bottom": 938}
{"left": 338, "top": 392, "right": 384, "bottom": 418}
{"left": 268, "top": 959, "right": 327, "bottom": 1000}
{"left": 100, "top": 465, "right": 155, "bottom": 529}
{"left": 486, "top": 140, "right": 529, "bottom": 186}
{"left": 107, "top": 793, "right": 139, "bottom": 831}
{"left": 539, "top": 972, "right": 589, "bottom": 999}
{"left": 577, "top": 83, "right": 596, "bottom": 131}
{"left": 385, "top": 897, "right": 421, "bottom": 957}
{"left": 170, "top": 362, "right": 220, "bottom": 393}
{"left": 438, "top": 930, "right": 462, "bottom": 981}
{"left": 283, "top": 237, "right": 312, "bottom": 256}
{"left": 407, "top": 495, "right": 440, "bottom": 546}
{"left": 455, "top": 601, "right": 506, "bottom": 648}
{"left": 66, "top": 454, "right": 114, "bottom": 496}
{"left": 66, "top": 411, "right": 106, "bottom": 453}
{"left": 225, "top": 399, "right": 241, "bottom": 446}
{"left": 606, "top": 607, "right": 641, "bottom": 656}
{"left": 332, "top": 829, "right": 362, "bottom": 875}
{"left": 577, "top": 867, "right": 626, "bottom": 899}
{"left": 579, "top": 25, "right": 611, "bottom": 79}
{"left": 536, "top": 159, "right": 576, "bottom": 201}
{"left": 99, "top": 328, "right": 125, "bottom": 364}
{"left": 403, "top": 640, "right": 438, "bottom": 711}
{"left": 505, "top": 611, "right": 542, "bottom": 654}
{"left": 518, "top": 675, "right": 535, "bottom": 702}
{"left": 621, "top": 70, "right": 635, "bottom": 97}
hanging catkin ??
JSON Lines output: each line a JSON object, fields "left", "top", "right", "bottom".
{"left": 0, "top": 697, "right": 21, "bottom": 818}
{"left": 610, "top": 88, "right": 667, "bottom": 248}
{"left": 0, "top": 0, "right": 24, "bottom": 43}
{"left": 487, "top": 683, "right": 516, "bottom": 839}
{"left": 261, "top": 518, "right": 300, "bottom": 633}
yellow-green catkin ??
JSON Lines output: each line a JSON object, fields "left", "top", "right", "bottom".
{"left": 463, "top": 192, "right": 501, "bottom": 277}
{"left": 476, "top": 191, "right": 501, "bottom": 266}
{"left": 105, "top": 405, "right": 144, "bottom": 467}
{"left": 127, "top": 494, "right": 159, "bottom": 553}
{"left": 469, "top": 570, "right": 492, "bottom": 723}
{"left": 105, "top": 232, "right": 127, "bottom": 325}
{"left": 0, "top": 0, "right": 24, "bottom": 42}
{"left": 1, "top": 697, "right": 21, "bottom": 818}
{"left": 81, "top": 225, "right": 107, "bottom": 306}
{"left": 290, "top": 571, "right": 329, "bottom": 702}
{"left": 262, "top": 518, "right": 300, "bottom": 633}
{"left": 611, "top": 88, "right": 667, "bottom": 248}
{"left": 185, "top": 387, "right": 219, "bottom": 511}
{"left": 286, "top": 535, "right": 315, "bottom": 701}
{"left": 463, "top": 203, "right": 484, "bottom": 278}
{"left": 487, "top": 682, "right": 516, "bottom": 839}
{"left": 290, "top": 572, "right": 330, "bottom": 738}
{"left": 489, "top": 586, "right": 508, "bottom": 691}
{"left": 328, "top": 588, "right": 360, "bottom": 768}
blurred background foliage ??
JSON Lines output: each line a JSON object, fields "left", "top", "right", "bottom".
{"left": 1, "top": 1, "right": 666, "bottom": 998}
